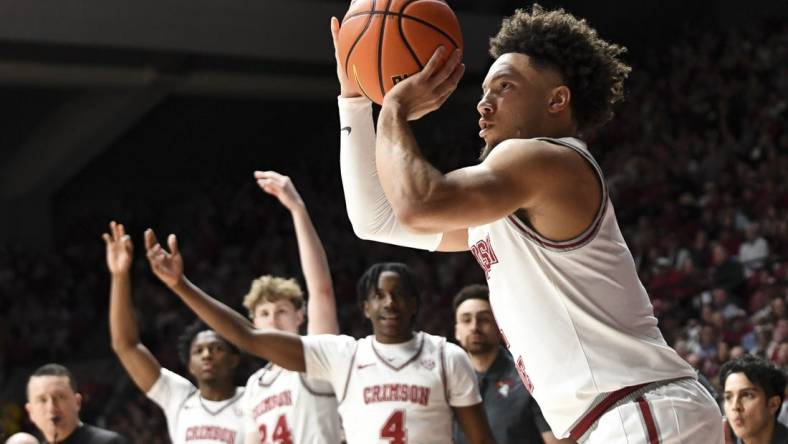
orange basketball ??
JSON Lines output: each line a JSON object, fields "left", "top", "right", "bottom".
{"left": 337, "top": 0, "right": 463, "bottom": 105}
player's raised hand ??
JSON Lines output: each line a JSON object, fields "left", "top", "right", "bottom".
{"left": 254, "top": 170, "right": 305, "bottom": 212}
{"left": 330, "top": 15, "right": 362, "bottom": 98}
{"left": 144, "top": 228, "right": 183, "bottom": 289}
{"left": 102, "top": 221, "right": 133, "bottom": 275}
{"left": 383, "top": 46, "right": 465, "bottom": 121}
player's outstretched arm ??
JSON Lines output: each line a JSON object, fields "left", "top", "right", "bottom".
{"left": 330, "top": 18, "right": 469, "bottom": 252}
{"left": 144, "top": 229, "right": 306, "bottom": 372}
{"left": 454, "top": 404, "right": 497, "bottom": 444}
{"left": 254, "top": 170, "right": 338, "bottom": 335}
{"left": 103, "top": 221, "right": 161, "bottom": 393}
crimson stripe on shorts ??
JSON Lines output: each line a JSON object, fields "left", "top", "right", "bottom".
{"left": 637, "top": 396, "right": 660, "bottom": 444}
{"left": 568, "top": 383, "right": 648, "bottom": 441}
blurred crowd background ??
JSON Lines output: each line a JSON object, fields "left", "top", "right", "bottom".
{"left": 0, "top": 2, "right": 786, "bottom": 442}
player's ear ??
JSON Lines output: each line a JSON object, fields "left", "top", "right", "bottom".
{"left": 296, "top": 306, "right": 305, "bottom": 326}
{"left": 75, "top": 393, "right": 82, "bottom": 412}
{"left": 547, "top": 85, "right": 571, "bottom": 114}
{"left": 363, "top": 300, "right": 371, "bottom": 320}
{"left": 767, "top": 394, "right": 781, "bottom": 416}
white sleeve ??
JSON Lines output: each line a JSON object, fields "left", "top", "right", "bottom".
{"left": 146, "top": 368, "right": 196, "bottom": 428}
{"left": 444, "top": 342, "right": 482, "bottom": 407}
{"left": 338, "top": 96, "right": 443, "bottom": 251}
{"left": 301, "top": 334, "right": 358, "bottom": 393}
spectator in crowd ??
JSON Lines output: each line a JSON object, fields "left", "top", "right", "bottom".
{"left": 739, "top": 223, "right": 770, "bottom": 276}
{"left": 721, "top": 355, "right": 788, "bottom": 443}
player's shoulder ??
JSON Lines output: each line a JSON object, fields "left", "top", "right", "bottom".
{"left": 150, "top": 367, "right": 195, "bottom": 393}
{"left": 302, "top": 333, "right": 358, "bottom": 352}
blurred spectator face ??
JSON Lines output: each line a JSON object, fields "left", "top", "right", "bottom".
{"left": 455, "top": 298, "right": 501, "bottom": 355}
{"left": 745, "top": 223, "right": 760, "bottom": 241}
{"left": 187, "top": 331, "right": 238, "bottom": 385}
{"left": 712, "top": 244, "right": 729, "bottom": 266}
{"left": 251, "top": 300, "right": 304, "bottom": 334}
{"left": 713, "top": 288, "right": 728, "bottom": 307}
{"left": 718, "top": 341, "right": 731, "bottom": 363}
{"left": 701, "top": 325, "right": 717, "bottom": 346}
{"left": 777, "top": 342, "right": 788, "bottom": 366}
{"left": 724, "top": 372, "right": 781, "bottom": 442}
{"left": 686, "top": 353, "right": 701, "bottom": 369}
{"left": 771, "top": 297, "right": 786, "bottom": 320}
{"left": 25, "top": 375, "right": 81, "bottom": 441}
{"left": 730, "top": 346, "right": 746, "bottom": 360}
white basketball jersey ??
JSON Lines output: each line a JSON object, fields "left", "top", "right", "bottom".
{"left": 242, "top": 365, "right": 341, "bottom": 444}
{"left": 148, "top": 368, "right": 246, "bottom": 444}
{"left": 467, "top": 137, "right": 696, "bottom": 438}
{"left": 338, "top": 332, "right": 454, "bottom": 444}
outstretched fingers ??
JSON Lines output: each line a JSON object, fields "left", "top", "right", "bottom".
{"left": 167, "top": 234, "right": 179, "bottom": 256}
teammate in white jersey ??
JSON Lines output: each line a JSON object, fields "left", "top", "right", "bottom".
{"left": 333, "top": 4, "right": 723, "bottom": 443}
{"left": 105, "top": 222, "right": 245, "bottom": 444}
{"left": 239, "top": 172, "right": 342, "bottom": 444}
{"left": 143, "top": 239, "right": 498, "bottom": 443}
{"left": 141, "top": 171, "right": 341, "bottom": 443}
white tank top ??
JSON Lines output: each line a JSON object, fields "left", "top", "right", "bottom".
{"left": 338, "top": 332, "right": 453, "bottom": 444}
{"left": 243, "top": 365, "right": 341, "bottom": 444}
{"left": 467, "top": 137, "right": 696, "bottom": 438}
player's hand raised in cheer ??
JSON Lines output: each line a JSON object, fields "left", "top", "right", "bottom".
{"left": 144, "top": 228, "right": 183, "bottom": 289}
{"left": 102, "top": 221, "right": 133, "bottom": 275}
{"left": 254, "top": 170, "right": 305, "bottom": 212}
{"left": 383, "top": 46, "right": 464, "bottom": 121}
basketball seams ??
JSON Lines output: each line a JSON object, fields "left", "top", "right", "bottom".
{"left": 342, "top": 0, "right": 376, "bottom": 83}
{"left": 344, "top": 11, "right": 460, "bottom": 50}
{"left": 376, "top": 0, "right": 394, "bottom": 99}
{"left": 397, "top": 0, "right": 424, "bottom": 70}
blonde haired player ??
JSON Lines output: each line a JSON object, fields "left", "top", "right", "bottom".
{"left": 237, "top": 171, "right": 342, "bottom": 444}
{"left": 334, "top": 4, "right": 723, "bottom": 444}
{"left": 106, "top": 171, "right": 341, "bottom": 443}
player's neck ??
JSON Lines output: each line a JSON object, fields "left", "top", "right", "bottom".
{"left": 469, "top": 347, "right": 500, "bottom": 373}
{"left": 198, "top": 381, "right": 236, "bottom": 401}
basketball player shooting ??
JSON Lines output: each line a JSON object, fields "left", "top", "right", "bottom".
{"left": 335, "top": 4, "right": 724, "bottom": 443}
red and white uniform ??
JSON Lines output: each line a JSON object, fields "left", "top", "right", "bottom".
{"left": 147, "top": 368, "right": 246, "bottom": 444}
{"left": 241, "top": 365, "right": 341, "bottom": 444}
{"left": 467, "top": 137, "right": 721, "bottom": 442}
{"left": 302, "top": 331, "right": 481, "bottom": 444}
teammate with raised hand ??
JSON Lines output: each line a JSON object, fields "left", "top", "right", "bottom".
{"left": 145, "top": 214, "right": 496, "bottom": 442}
{"left": 105, "top": 221, "right": 245, "bottom": 444}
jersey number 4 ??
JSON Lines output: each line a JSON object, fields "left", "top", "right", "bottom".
{"left": 380, "top": 410, "right": 407, "bottom": 444}
{"left": 258, "top": 415, "right": 293, "bottom": 444}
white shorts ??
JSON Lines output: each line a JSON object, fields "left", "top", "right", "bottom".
{"left": 581, "top": 378, "right": 723, "bottom": 444}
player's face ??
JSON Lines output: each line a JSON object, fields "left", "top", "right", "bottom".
{"left": 25, "top": 375, "right": 81, "bottom": 440}
{"left": 723, "top": 372, "right": 780, "bottom": 442}
{"left": 188, "top": 331, "right": 238, "bottom": 385}
{"left": 364, "top": 271, "right": 418, "bottom": 344}
{"left": 455, "top": 298, "right": 501, "bottom": 355}
{"left": 477, "top": 53, "right": 565, "bottom": 160}
{"left": 252, "top": 299, "right": 304, "bottom": 334}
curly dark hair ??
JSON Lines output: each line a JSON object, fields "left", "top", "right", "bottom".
{"left": 720, "top": 354, "right": 787, "bottom": 417}
{"left": 176, "top": 320, "right": 239, "bottom": 367}
{"left": 489, "top": 4, "right": 631, "bottom": 133}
